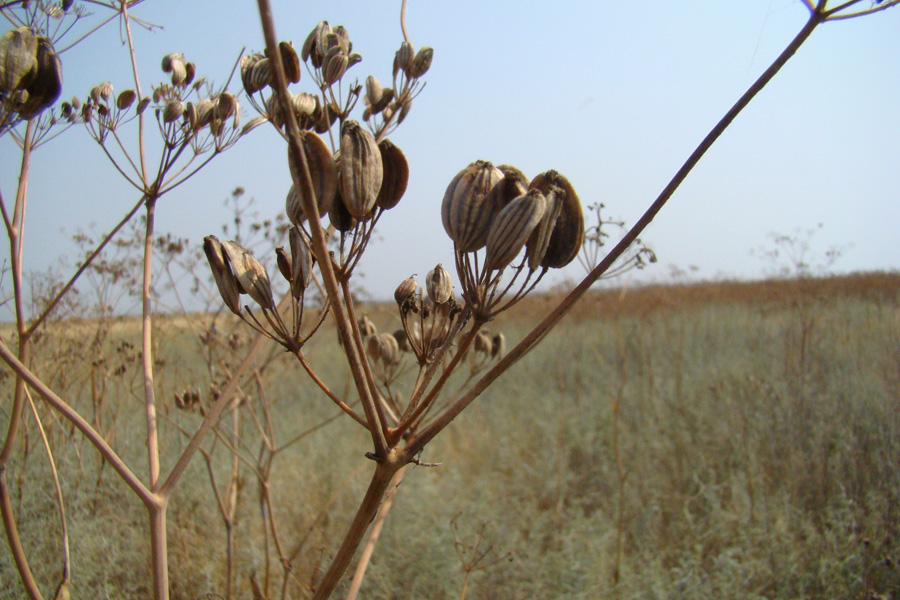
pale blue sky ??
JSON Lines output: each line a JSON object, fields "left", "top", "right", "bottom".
{"left": 2, "top": 1, "right": 898, "bottom": 308}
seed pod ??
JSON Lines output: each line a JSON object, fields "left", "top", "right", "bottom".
{"left": 184, "top": 62, "right": 196, "bottom": 87}
{"left": 332, "top": 25, "right": 352, "bottom": 54}
{"left": 0, "top": 27, "right": 38, "bottom": 92}
{"left": 241, "top": 114, "right": 267, "bottom": 136}
{"left": 365, "top": 75, "right": 382, "bottom": 108}
{"left": 249, "top": 59, "right": 272, "bottom": 93}
{"left": 203, "top": 235, "right": 242, "bottom": 315}
{"left": 473, "top": 329, "right": 493, "bottom": 356}
{"left": 339, "top": 120, "right": 383, "bottom": 219}
{"left": 491, "top": 332, "right": 506, "bottom": 359}
{"left": 18, "top": 36, "right": 61, "bottom": 119}
{"left": 328, "top": 188, "right": 357, "bottom": 232}
{"left": 426, "top": 264, "right": 452, "bottom": 305}
{"left": 358, "top": 315, "right": 377, "bottom": 338}
{"left": 441, "top": 160, "right": 503, "bottom": 253}
{"left": 116, "top": 89, "right": 136, "bottom": 110}
{"left": 216, "top": 92, "right": 237, "bottom": 120}
{"left": 524, "top": 184, "right": 563, "bottom": 270}
{"left": 322, "top": 46, "right": 348, "bottom": 85}
{"left": 289, "top": 225, "right": 313, "bottom": 296}
{"left": 485, "top": 189, "right": 547, "bottom": 271}
{"left": 530, "top": 171, "right": 585, "bottom": 268}
{"left": 184, "top": 101, "right": 198, "bottom": 129}
{"left": 136, "top": 96, "right": 151, "bottom": 115}
{"left": 195, "top": 98, "right": 215, "bottom": 127}
{"left": 240, "top": 53, "right": 265, "bottom": 94}
{"left": 291, "top": 91, "right": 318, "bottom": 120}
{"left": 492, "top": 165, "right": 529, "bottom": 212}
{"left": 393, "top": 328, "right": 412, "bottom": 353}
{"left": 221, "top": 240, "right": 275, "bottom": 310}
{"left": 393, "top": 41, "right": 414, "bottom": 77}
{"left": 409, "top": 46, "right": 433, "bottom": 78}
{"left": 162, "top": 99, "right": 184, "bottom": 123}
{"left": 394, "top": 276, "right": 417, "bottom": 305}
{"left": 286, "top": 130, "right": 337, "bottom": 224}
{"left": 279, "top": 40, "right": 301, "bottom": 83}
{"left": 376, "top": 139, "right": 408, "bottom": 210}
{"left": 301, "top": 21, "right": 331, "bottom": 68}
{"left": 275, "top": 246, "right": 292, "bottom": 284}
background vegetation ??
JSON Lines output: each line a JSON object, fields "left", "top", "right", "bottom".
{"left": 2, "top": 272, "right": 897, "bottom": 599}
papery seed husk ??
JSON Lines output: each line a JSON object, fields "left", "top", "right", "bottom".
{"left": 322, "top": 48, "right": 348, "bottom": 85}
{"left": 184, "top": 62, "right": 196, "bottom": 87}
{"left": 409, "top": 47, "right": 433, "bottom": 78}
{"left": 365, "top": 75, "right": 382, "bottom": 107}
{"left": 289, "top": 225, "right": 312, "bottom": 296}
{"left": 279, "top": 40, "right": 301, "bottom": 83}
{"left": 97, "top": 81, "right": 113, "bottom": 100}
{"left": 524, "top": 184, "right": 563, "bottom": 270}
{"left": 221, "top": 240, "right": 275, "bottom": 310}
{"left": 491, "top": 332, "right": 505, "bottom": 359}
{"left": 492, "top": 164, "right": 529, "bottom": 212}
{"left": 216, "top": 92, "right": 237, "bottom": 120}
{"left": 240, "top": 53, "right": 263, "bottom": 93}
{"left": 394, "top": 41, "right": 413, "bottom": 77}
{"left": 441, "top": 160, "right": 503, "bottom": 253}
{"left": 161, "top": 53, "right": 181, "bottom": 73}
{"left": 241, "top": 114, "right": 267, "bottom": 135}
{"left": 328, "top": 187, "right": 357, "bottom": 232}
{"left": 162, "top": 99, "right": 184, "bottom": 123}
{"left": 394, "top": 277, "right": 417, "bottom": 305}
{"left": 333, "top": 25, "right": 351, "bottom": 54}
{"left": 203, "top": 235, "right": 242, "bottom": 315}
{"left": 286, "top": 130, "right": 337, "bottom": 224}
{"left": 376, "top": 139, "right": 408, "bottom": 210}
{"left": 250, "top": 59, "right": 272, "bottom": 92}
{"left": 485, "top": 189, "right": 547, "bottom": 271}
{"left": 170, "top": 60, "right": 186, "bottom": 86}
{"left": 377, "top": 332, "right": 400, "bottom": 366}
{"left": 184, "top": 101, "right": 198, "bottom": 129}
{"left": 347, "top": 52, "right": 362, "bottom": 69}
{"left": 340, "top": 120, "right": 383, "bottom": 219}
{"left": 426, "top": 264, "right": 452, "bottom": 305}
{"left": 196, "top": 98, "right": 215, "bottom": 127}
{"left": 275, "top": 246, "right": 292, "bottom": 284}
{"left": 116, "top": 89, "right": 136, "bottom": 110}
{"left": 291, "top": 91, "right": 317, "bottom": 118}
{"left": 530, "top": 171, "right": 584, "bottom": 268}
{"left": 18, "top": 36, "right": 61, "bottom": 119}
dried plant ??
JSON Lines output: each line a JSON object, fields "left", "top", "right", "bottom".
{"left": 0, "top": 1, "right": 897, "bottom": 599}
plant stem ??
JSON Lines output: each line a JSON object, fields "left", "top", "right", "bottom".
{"left": 312, "top": 451, "right": 406, "bottom": 600}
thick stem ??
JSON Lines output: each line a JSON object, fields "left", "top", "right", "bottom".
{"left": 345, "top": 466, "right": 406, "bottom": 600}
{"left": 141, "top": 198, "right": 160, "bottom": 490}
{"left": 407, "top": 6, "right": 826, "bottom": 458}
{"left": 0, "top": 474, "right": 43, "bottom": 600}
{"left": 148, "top": 502, "right": 169, "bottom": 600}
{"left": 312, "top": 453, "right": 405, "bottom": 600}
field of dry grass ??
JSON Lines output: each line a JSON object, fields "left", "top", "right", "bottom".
{"left": 1, "top": 272, "right": 898, "bottom": 599}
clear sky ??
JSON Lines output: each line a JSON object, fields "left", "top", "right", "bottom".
{"left": 2, "top": 1, "right": 898, "bottom": 309}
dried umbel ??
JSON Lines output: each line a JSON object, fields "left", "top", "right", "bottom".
{"left": 442, "top": 160, "right": 504, "bottom": 253}
{"left": 339, "top": 120, "right": 383, "bottom": 219}
{"left": 286, "top": 130, "right": 337, "bottom": 225}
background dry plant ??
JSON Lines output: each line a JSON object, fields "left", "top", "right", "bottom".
{"left": 0, "top": 1, "right": 898, "bottom": 599}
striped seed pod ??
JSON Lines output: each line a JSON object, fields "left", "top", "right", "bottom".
{"left": 17, "top": 36, "right": 61, "bottom": 119}
{"left": 221, "top": 240, "right": 275, "bottom": 310}
{"left": 524, "top": 184, "right": 563, "bottom": 270}
{"left": 162, "top": 99, "right": 185, "bottom": 123}
{"left": 492, "top": 165, "right": 530, "bottom": 212}
{"left": 426, "top": 264, "right": 452, "bottom": 305}
{"left": 280, "top": 41, "right": 301, "bottom": 84}
{"left": 394, "top": 276, "right": 417, "bottom": 305}
{"left": 393, "top": 41, "right": 414, "bottom": 77}
{"left": 376, "top": 139, "right": 409, "bottom": 210}
{"left": 442, "top": 160, "right": 504, "bottom": 253}
{"left": 339, "top": 120, "right": 383, "bottom": 219}
{"left": 376, "top": 332, "right": 400, "bottom": 367}
{"left": 485, "top": 189, "right": 547, "bottom": 272}
{"left": 286, "top": 130, "right": 337, "bottom": 225}
{"left": 203, "top": 235, "right": 241, "bottom": 315}
{"left": 529, "top": 170, "right": 585, "bottom": 269}
{"left": 289, "top": 225, "right": 313, "bottom": 297}
{"left": 409, "top": 47, "right": 434, "bottom": 78}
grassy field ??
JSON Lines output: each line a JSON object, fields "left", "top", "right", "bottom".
{"left": 1, "top": 273, "right": 898, "bottom": 599}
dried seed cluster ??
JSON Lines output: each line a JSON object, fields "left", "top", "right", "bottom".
{"left": 442, "top": 161, "right": 585, "bottom": 319}
{"left": 0, "top": 26, "right": 62, "bottom": 121}
{"left": 394, "top": 264, "right": 464, "bottom": 366}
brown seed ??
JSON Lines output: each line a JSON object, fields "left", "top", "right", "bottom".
{"left": 279, "top": 40, "right": 301, "bottom": 84}
{"left": 116, "top": 89, "right": 137, "bottom": 110}
{"left": 441, "top": 160, "right": 504, "bottom": 253}
{"left": 286, "top": 130, "right": 337, "bottom": 225}
{"left": 339, "top": 120, "right": 383, "bottom": 219}
{"left": 485, "top": 189, "right": 547, "bottom": 271}
{"left": 18, "top": 36, "right": 61, "bottom": 119}
{"left": 162, "top": 99, "right": 184, "bottom": 123}
{"left": 376, "top": 139, "right": 409, "bottom": 210}
{"left": 394, "top": 41, "right": 414, "bottom": 77}
{"left": 530, "top": 171, "right": 584, "bottom": 268}
{"left": 524, "top": 184, "right": 563, "bottom": 270}
{"left": 289, "top": 225, "right": 313, "bottom": 296}
{"left": 426, "top": 264, "right": 452, "bottom": 305}
{"left": 322, "top": 46, "right": 348, "bottom": 85}
{"left": 409, "top": 47, "right": 434, "bottom": 78}
{"left": 394, "top": 276, "right": 418, "bottom": 305}
{"left": 328, "top": 188, "right": 357, "bottom": 232}
{"left": 221, "top": 240, "right": 275, "bottom": 310}
{"left": 203, "top": 235, "right": 241, "bottom": 315}
{"left": 492, "top": 165, "right": 530, "bottom": 212}
{"left": 0, "top": 27, "right": 38, "bottom": 92}
{"left": 240, "top": 53, "right": 266, "bottom": 94}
